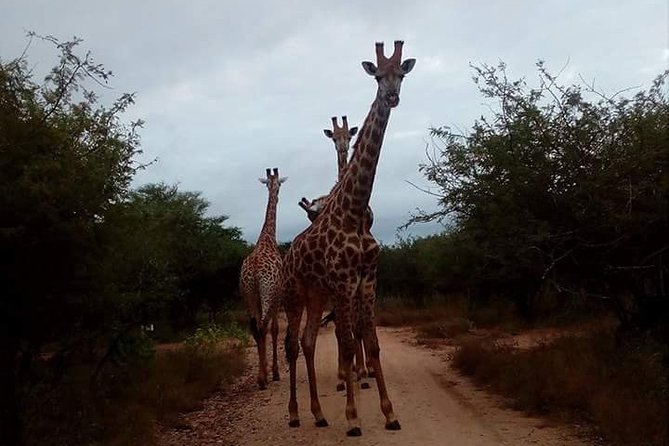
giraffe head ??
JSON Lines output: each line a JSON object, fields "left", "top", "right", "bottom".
{"left": 298, "top": 195, "right": 327, "bottom": 222}
{"left": 323, "top": 116, "right": 358, "bottom": 169}
{"left": 361, "top": 40, "right": 416, "bottom": 108}
{"left": 258, "top": 167, "right": 288, "bottom": 194}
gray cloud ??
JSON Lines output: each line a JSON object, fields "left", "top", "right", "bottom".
{"left": 2, "top": 0, "right": 667, "bottom": 244}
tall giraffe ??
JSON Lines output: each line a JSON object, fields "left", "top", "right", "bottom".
{"left": 282, "top": 41, "right": 415, "bottom": 436}
{"left": 239, "top": 168, "right": 287, "bottom": 390}
{"left": 298, "top": 116, "right": 376, "bottom": 391}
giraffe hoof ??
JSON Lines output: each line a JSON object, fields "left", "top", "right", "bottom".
{"left": 258, "top": 382, "right": 267, "bottom": 390}
{"left": 346, "top": 427, "right": 362, "bottom": 437}
{"left": 272, "top": 371, "right": 280, "bottom": 381}
{"left": 288, "top": 420, "right": 300, "bottom": 428}
{"left": 368, "top": 370, "right": 376, "bottom": 379}
{"left": 315, "top": 418, "right": 329, "bottom": 427}
{"left": 385, "top": 420, "right": 401, "bottom": 431}
{"left": 361, "top": 382, "right": 371, "bottom": 389}
{"left": 336, "top": 383, "right": 345, "bottom": 392}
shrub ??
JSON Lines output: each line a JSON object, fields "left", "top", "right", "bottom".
{"left": 452, "top": 332, "right": 668, "bottom": 446}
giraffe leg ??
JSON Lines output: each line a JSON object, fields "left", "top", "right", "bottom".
{"left": 365, "top": 328, "right": 399, "bottom": 429}
{"left": 285, "top": 307, "right": 303, "bottom": 427}
{"left": 356, "top": 333, "right": 372, "bottom": 389}
{"left": 301, "top": 302, "right": 327, "bottom": 426}
{"left": 364, "top": 338, "right": 376, "bottom": 378}
{"left": 256, "top": 327, "right": 268, "bottom": 390}
{"left": 334, "top": 296, "right": 361, "bottom": 436}
{"left": 271, "top": 314, "right": 280, "bottom": 381}
{"left": 355, "top": 335, "right": 367, "bottom": 379}
{"left": 336, "top": 334, "right": 346, "bottom": 392}
{"left": 359, "top": 257, "right": 399, "bottom": 429}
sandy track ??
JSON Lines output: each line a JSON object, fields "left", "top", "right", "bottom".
{"left": 159, "top": 324, "right": 591, "bottom": 446}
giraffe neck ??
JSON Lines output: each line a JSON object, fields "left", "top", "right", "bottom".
{"left": 258, "top": 190, "right": 278, "bottom": 244}
{"left": 331, "top": 99, "right": 391, "bottom": 222}
{"left": 335, "top": 147, "right": 348, "bottom": 181}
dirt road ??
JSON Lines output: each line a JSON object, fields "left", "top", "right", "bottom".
{"left": 159, "top": 325, "right": 591, "bottom": 446}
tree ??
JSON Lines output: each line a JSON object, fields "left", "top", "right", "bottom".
{"left": 0, "top": 34, "right": 142, "bottom": 444}
{"left": 0, "top": 36, "right": 250, "bottom": 445}
{"left": 105, "top": 183, "right": 248, "bottom": 330}
{"left": 411, "top": 62, "right": 668, "bottom": 326}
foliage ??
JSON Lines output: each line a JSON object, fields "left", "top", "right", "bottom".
{"left": 184, "top": 322, "right": 249, "bottom": 351}
{"left": 398, "top": 62, "right": 668, "bottom": 328}
{"left": 0, "top": 35, "right": 248, "bottom": 445}
{"left": 103, "top": 183, "right": 249, "bottom": 331}
{"left": 21, "top": 343, "right": 246, "bottom": 446}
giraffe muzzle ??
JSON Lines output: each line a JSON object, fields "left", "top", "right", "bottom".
{"left": 386, "top": 93, "right": 399, "bottom": 107}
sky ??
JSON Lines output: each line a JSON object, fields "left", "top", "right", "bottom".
{"left": 2, "top": 0, "right": 667, "bottom": 244}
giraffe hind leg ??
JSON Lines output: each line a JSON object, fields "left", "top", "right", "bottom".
{"left": 271, "top": 314, "right": 280, "bottom": 381}
{"left": 285, "top": 303, "right": 302, "bottom": 427}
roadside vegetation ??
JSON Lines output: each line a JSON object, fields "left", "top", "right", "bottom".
{"left": 1, "top": 35, "right": 249, "bottom": 446}
{"left": 376, "top": 62, "right": 668, "bottom": 445}
{"left": 453, "top": 332, "right": 667, "bottom": 446}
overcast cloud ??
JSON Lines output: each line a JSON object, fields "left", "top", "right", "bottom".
{"left": 2, "top": 0, "right": 667, "bottom": 244}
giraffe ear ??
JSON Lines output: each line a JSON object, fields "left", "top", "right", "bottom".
{"left": 323, "top": 129, "right": 334, "bottom": 138}
{"left": 278, "top": 177, "right": 288, "bottom": 184}
{"left": 349, "top": 127, "right": 358, "bottom": 137}
{"left": 258, "top": 178, "right": 268, "bottom": 184}
{"left": 400, "top": 58, "right": 416, "bottom": 74}
{"left": 361, "top": 61, "right": 377, "bottom": 76}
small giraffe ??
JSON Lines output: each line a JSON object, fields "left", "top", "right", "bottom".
{"left": 298, "top": 116, "right": 376, "bottom": 392}
{"left": 239, "top": 168, "right": 287, "bottom": 390}
{"left": 282, "top": 41, "right": 415, "bottom": 436}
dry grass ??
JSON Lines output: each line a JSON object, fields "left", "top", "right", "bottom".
{"left": 452, "top": 332, "right": 669, "bottom": 446}
{"left": 416, "top": 318, "right": 473, "bottom": 339}
{"left": 22, "top": 341, "right": 247, "bottom": 446}
{"left": 375, "top": 297, "right": 465, "bottom": 327}
{"left": 375, "top": 295, "right": 525, "bottom": 332}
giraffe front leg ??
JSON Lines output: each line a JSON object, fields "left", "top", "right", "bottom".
{"left": 360, "top": 264, "right": 400, "bottom": 429}
{"left": 301, "top": 302, "right": 328, "bottom": 427}
{"left": 363, "top": 322, "right": 400, "bottom": 430}
{"left": 271, "top": 314, "right": 280, "bottom": 381}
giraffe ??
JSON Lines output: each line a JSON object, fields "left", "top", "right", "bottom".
{"left": 298, "top": 116, "right": 376, "bottom": 392}
{"left": 239, "top": 168, "right": 287, "bottom": 390}
{"left": 282, "top": 41, "right": 415, "bottom": 436}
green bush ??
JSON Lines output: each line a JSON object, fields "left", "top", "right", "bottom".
{"left": 184, "top": 322, "right": 249, "bottom": 352}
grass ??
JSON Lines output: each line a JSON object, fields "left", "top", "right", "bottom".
{"left": 375, "top": 296, "right": 464, "bottom": 327}
{"left": 375, "top": 295, "right": 525, "bottom": 332}
{"left": 415, "top": 317, "right": 473, "bottom": 340}
{"left": 452, "top": 331, "right": 669, "bottom": 446}
{"left": 21, "top": 323, "right": 248, "bottom": 446}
